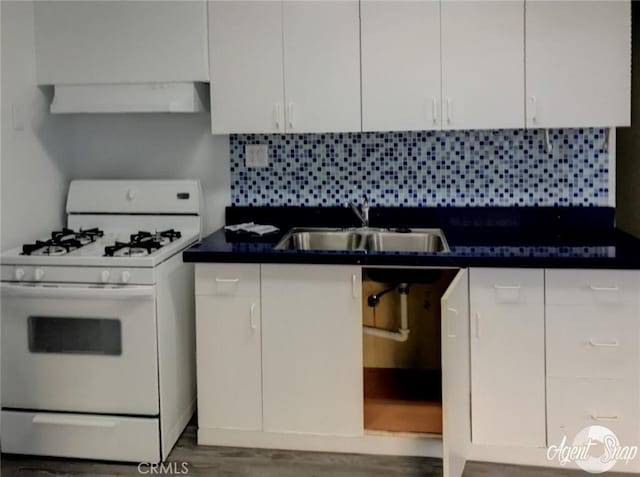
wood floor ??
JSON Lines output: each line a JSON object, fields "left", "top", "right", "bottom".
{"left": 2, "top": 425, "right": 635, "bottom": 476}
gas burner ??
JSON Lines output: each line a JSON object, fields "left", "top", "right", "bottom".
{"left": 51, "top": 227, "right": 104, "bottom": 245}
{"left": 31, "top": 245, "right": 69, "bottom": 256}
{"left": 130, "top": 229, "right": 182, "bottom": 247}
{"left": 22, "top": 228, "right": 105, "bottom": 256}
{"left": 104, "top": 240, "right": 163, "bottom": 257}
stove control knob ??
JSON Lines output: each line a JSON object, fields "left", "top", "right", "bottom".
{"left": 100, "top": 270, "right": 111, "bottom": 283}
{"left": 15, "top": 268, "right": 25, "bottom": 281}
{"left": 121, "top": 271, "right": 131, "bottom": 283}
{"left": 126, "top": 188, "right": 136, "bottom": 201}
{"left": 34, "top": 268, "right": 45, "bottom": 281}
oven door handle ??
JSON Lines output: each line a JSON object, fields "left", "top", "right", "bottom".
{"left": 0, "top": 283, "right": 156, "bottom": 300}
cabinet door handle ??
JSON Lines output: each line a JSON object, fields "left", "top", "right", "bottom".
{"left": 589, "top": 285, "right": 619, "bottom": 292}
{"left": 446, "top": 98, "right": 453, "bottom": 124}
{"left": 474, "top": 312, "right": 480, "bottom": 339}
{"left": 215, "top": 277, "right": 239, "bottom": 283}
{"left": 431, "top": 98, "right": 438, "bottom": 124}
{"left": 287, "top": 103, "right": 295, "bottom": 130}
{"left": 352, "top": 274, "right": 357, "bottom": 299}
{"left": 274, "top": 103, "right": 282, "bottom": 130}
{"left": 529, "top": 96, "right": 537, "bottom": 124}
{"left": 589, "top": 339, "right": 619, "bottom": 347}
{"left": 591, "top": 414, "right": 620, "bottom": 422}
{"left": 250, "top": 303, "right": 257, "bottom": 330}
{"left": 493, "top": 284, "right": 521, "bottom": 290}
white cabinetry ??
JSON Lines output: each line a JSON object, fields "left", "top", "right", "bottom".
{"left": 442, "top": 269, "right": 471, "bottom": 477}
{"left": 525, "top": 0, "right": 631, "bottom": 127}
{"left": 469, "top": 268, "right": 545, "bottom": 447}
{"left": 545, "top": 269, "right": 640, "bottom": 453}
{"left": 209, "top": 1, "right": 284, "bottom": 134}
{"left": 361, "top": 0, "right": 441, "bottom": 132}
{"left": 195, "top": 264, "right": 262, "bottom": 431}
{"left": 441, "top": 1, "right": 524, "bottom": 130}
{"left": 282, "top": 1, "right": 361, "bottom": 133}
{"left": 34, "top": 1, "right": 209, "bottom": 85}
{"left": 209, "top": 0, "right": 360, "bottom": 134}
{"left": 261, "top": 264, "right": 363, "bottom": 436}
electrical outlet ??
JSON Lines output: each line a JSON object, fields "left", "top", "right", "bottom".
{"left": 245, "top": 145, "right": 269, "bottom": 168}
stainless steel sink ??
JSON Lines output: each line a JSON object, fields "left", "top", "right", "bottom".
{"left": 274, "top": 229, "right": 364, "bottom": 251}
{"left": 365, "top": 230, "right": 448, "bottom": 253}
{"left": 274, "top": 227, "right": 449, "bottom": 253}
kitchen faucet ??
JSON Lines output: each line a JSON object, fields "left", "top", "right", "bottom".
{"left": 348, "top": 196, "right": 369, "bottom": 228}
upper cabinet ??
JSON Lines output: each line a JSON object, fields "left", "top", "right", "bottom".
{"left": 525, "top": 0, "right": 631, "bottom": 128}
{"left": 361, "top": 1, "right": 442, "bottom": 132}
{"left": 209, "top": 0, "right": 360, "bottom": 134}
{"left": 282, "top": 1, "right": 361, "bottom": 133}
{"left": 34, "top": 1, "right": 209, "bottom": 85}
{"left": 441, "top": 0, "right": 524, "bottom": 130}
{"left": 210, "top": 1, "right": 285, "bottom": 134}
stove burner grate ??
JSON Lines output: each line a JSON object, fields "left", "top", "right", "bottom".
{"left": 104, "top": 229, "right": 181, "bottom": 257}
{"left": 22, "top": 227, "right": 105, "bottom": 256}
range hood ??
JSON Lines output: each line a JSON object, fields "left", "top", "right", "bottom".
{"left": 50, "top": 82, "right": 209, "bottom": 114}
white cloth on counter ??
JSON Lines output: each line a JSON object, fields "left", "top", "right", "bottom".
{"left": 224, "top": 222, "right": 280, "bottom": 236}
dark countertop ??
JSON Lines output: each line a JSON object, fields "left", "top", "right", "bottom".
{"left": 183, "top": 206, "right": 640, "bottom": 269}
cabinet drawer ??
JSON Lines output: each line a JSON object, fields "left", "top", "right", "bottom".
{"left": 547, "top": 304, "right": 639, "bottom": 379}
{"left": 195, "top": 264, "right": 260, "bottom": 297}
{"left": 470, "top": 268, "right": 543, "bottom": 305}
{"left": 1, "top": 411, "right": 160, "bottom": 463}
{"left": 546, "top": 270, "right": 640, "bottom": 306}
{"left": 547, "top": 378, "right": 640, "bottom": 450}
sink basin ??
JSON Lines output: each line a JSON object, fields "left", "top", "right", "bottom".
{"left": 274, "top": 227, "right": 449, "bottom": 253}
{"left": 366, "top": 230, "right": 448, "bottom": 253}
{"left": 274, "top": 229, "right": 363, "bottom": 251}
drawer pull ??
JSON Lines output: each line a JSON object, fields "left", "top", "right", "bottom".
{"left": 591, "top": 414, "right": 620, "bottom": 422}
{"left": 249, "top": 303, "right": 257, "bottom": 330}
{"left": 589, "top": 285, "right": 619, "bottom": 292}
{"left": 33, "top": 414, "right": 116, "bottom": 428}
{"left": 493, "top": 284, "right": 521, "bottom": 290}
{"left": 589, "top": 340, "right": 619, "bottom": 347}
{"left": 215, "top": 278, "right": 240, "bottom": 283}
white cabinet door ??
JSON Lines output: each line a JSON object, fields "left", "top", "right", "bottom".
{"left": 209, "top": 1, "right": 285, "bottom": 134}
{"left": 469, "top": 268, "right": 546, "bottom": 447}
{"left": 525, "top": 0, "right": 631, "bottom": 127}
{"left": 261, "top": 265, "right": 363, "bottom": 436}
{"left": 441, "top": 269, "right": 470, "bottom": 477}
{"left": 282, "top": 1, "right": 361, "bottom": 133}
{"left": 441, "top": 0, "right": 524, "bottom": 130}
{"left": 361, "top": 1, "right": 441, "bottom": 132}
{"left": 195, "top": 264, "right": 262, "bottom": 431}
{"left": 34, "top": 1, "right": 209, "bottom": 85}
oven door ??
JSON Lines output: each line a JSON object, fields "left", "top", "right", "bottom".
{"left": 1, "top": 283, "right": 159, "bottom": 415}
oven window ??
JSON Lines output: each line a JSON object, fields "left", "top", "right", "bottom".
{"left": 28, "top": 317, "right": 122, "bottom": 356}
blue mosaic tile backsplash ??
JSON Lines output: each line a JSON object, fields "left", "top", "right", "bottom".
{"left": 230, "top": 129, "right": 609, "bottom": 207}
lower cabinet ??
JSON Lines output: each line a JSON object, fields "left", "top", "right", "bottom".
{"left": 194, "top": 263, "right": 640, "bottom": 475}
{"left": 261, "top": 264, "right": 363, "bottom": 436}
{"left": 195, "top": 264, "right": 262, "bottom": 431}
{"left": 545, "top": 269, "right": 640, "bottom": 453}
{"left": 469, "top": 268, "right": 546, "bottom": 447}
{"left": 195, "top": 263, "right": 363, "bottom": 437}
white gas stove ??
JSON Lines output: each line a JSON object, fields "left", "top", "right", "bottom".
{"left": 1, "top": 179, "right": 203, "bottom": 463}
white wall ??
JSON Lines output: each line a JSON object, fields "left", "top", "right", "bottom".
{"left": 65, "top": 115, "right": 230, "bottom": 235}
{"left": 1, "top": 1, "right": 72, "bottom": 250}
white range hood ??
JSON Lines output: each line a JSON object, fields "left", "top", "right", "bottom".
{"left": 50, "top": 82, "right": 209, "bottom": 114}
